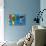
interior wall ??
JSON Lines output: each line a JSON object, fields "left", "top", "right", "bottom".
{"left": 0, "top": 0, "right": 4, "bottom": 41}
{"left": 4, "top": 0, "right": 40, "bottom": 42}
{"left": 40, "top": 0, "right": 46, "bottom": 26}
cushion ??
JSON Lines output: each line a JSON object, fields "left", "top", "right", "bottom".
{"left": 17, "top": 37, "right": 25, "bottom": 46}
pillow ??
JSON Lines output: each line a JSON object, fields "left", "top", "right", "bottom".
{"left": 23, "top": 32, "right": 34, "bottom": 46}
{"left": 5, "top": 41, "right": 17, "bottom": 46}
{"left": 17, "top": 37, "right": 25, "bottom": 46}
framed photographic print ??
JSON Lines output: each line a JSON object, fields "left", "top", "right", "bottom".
{"left": 9, "top": 14, "right": 25, "bottom": 26}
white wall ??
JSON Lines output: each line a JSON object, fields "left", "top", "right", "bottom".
{"left": 0, "top": 0, "right": 4, "bottom": 41}
{"left": 40, "top": 0, "right": 46, "bottom": 26}
{"left": 40, "top": 0, "right": 46, "bottom": 9}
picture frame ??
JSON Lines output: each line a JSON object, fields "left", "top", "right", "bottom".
{"left": 9, "top": 14, "right": 25, "bottom": 26}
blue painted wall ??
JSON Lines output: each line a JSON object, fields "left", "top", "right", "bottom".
{"left": 4, "top": 0, "right": 40, "bottom": 42}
